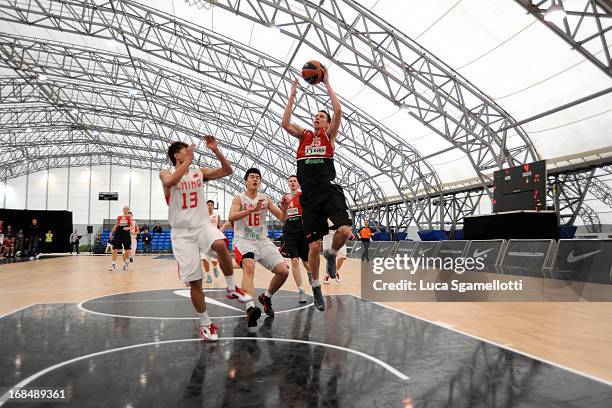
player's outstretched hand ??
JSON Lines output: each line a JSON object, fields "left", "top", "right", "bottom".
{"left": 254, "top": 199, "right": 265, "bottom": 211}
{"left": 290, "top": 79, "right": 298, "bottom": 97}
{"left": 280, "top": 194, "right": 290, "bottom": 210}
{"left": 203, "top": 135, "right": 218, "bottom": 151}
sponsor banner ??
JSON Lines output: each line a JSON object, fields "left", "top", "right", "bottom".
{"left": 465, "top": 240, "right": 505, "bottom": 270}
{"left": 360, "top": 259, "right": 612, "bottom": 302}
{"left": 375, "top": 241, "right": 398, "bottom": 258}
{"left": 395, "top": 241, "right": 418, "bottom": 258}
{"left": 437, "top": 240, "right": 469, "bottom": 261}
{"left": 414, "top": 241, "right": 441, "bottom": 258}
{"left": 345, "top": 241, "right": 356, "bottom": 255}
{"left": 551, "top": 239, "right": 612, "bottom": 285}
{"left": 350, "top": 241, "right": 364, "bottom": 259}
{"left": 500, "top": 240, "right": 554, "bottom": 272}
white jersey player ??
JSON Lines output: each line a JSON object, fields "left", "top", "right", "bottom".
{"left": 229, "top": 167, "right": 290, "bottom": 331}
{"left": 128, "top": 211, "right": 140, "bottom": 263}
{"left": 160, "top": 135, "right": 251, "bottom": 342}
{"left": 201, "top": 199, "right": 224, "bottom": 283}
{"left": 322, "top": 219, "right": 351, "bottom": 284}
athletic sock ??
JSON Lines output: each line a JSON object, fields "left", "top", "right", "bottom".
{"left": 312, "top": 279, "right": 321, "bottom": 288}
{"left": 328, "top": 247, "right": 338, "bottom": 256}
{"left": 225, "top": 275, "right": 236, "bottom": 291}
{"left": 245, "top": 300, "right": 255, "bottom": 310}
{"left": 198, "top": 311, "right": 211, "bottom": 327}
{"left": 264, "top": 290, "right": 272, "bottom": 298}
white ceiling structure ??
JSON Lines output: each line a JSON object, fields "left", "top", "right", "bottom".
{"left": 0, "top": 0, "right": 610, "bottom": 227}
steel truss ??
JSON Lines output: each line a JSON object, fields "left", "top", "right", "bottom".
{"left": 366, "top": 165, "right": 612, "bottom": 233}
{"left": 188, "top": 0, "right": 540, "bottom": 191}
{"left": 515, "top": 0, "right": 612, "bottom": 77}
{"left": 0, "top": 3, "right": 444, "bottom": 227}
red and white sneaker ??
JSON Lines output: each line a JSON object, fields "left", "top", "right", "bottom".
{"left": 226, "top": 286, "right": 252, "bottom": 303}
{"left": 199, "top": 323, "right": 219, "bottom": 342}
{"left": 334, "top": 272, "right": 342, "bottom": 283}
{"left": 323, "top": 275, "right": 330, "bottom": 284}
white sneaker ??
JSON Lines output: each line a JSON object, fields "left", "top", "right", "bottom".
{"left": 35, "top": 254, "right": 40, "bottom": 259}
{"left": 123, "top": 262, "right": 129, "bottom": 271}
{"left": 334, "top": 272, "right": 342, "bottom": 283}
{"left": 29, "top": 256, "right": 35, "bottom": 261}
{"left": 226, "top": 286, "right": 252, "bottom": 303}
{"left": 108, "top": 264, "right": 116, "bottom": 271}
{"left": 199, "top": 323, "right": 219, "bottom": 342}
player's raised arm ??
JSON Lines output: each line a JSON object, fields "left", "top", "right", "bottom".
{"left": 228, "top": 195, "right": 264, "bottom": 223}
{"left": 268, "top": 195, "right": 289, "bottom": 222}
{"left": 282, "top": 79, "right": 305, "bottom": 138}
{"left": 200, "top": 135, "right": 233, "bottom": 181}
{"left": 323, "top": 72, "right": 342, "bottom": 144}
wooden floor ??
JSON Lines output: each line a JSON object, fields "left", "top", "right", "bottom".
{"left": 1, "top": 254, "right": 612, "bottom": 383}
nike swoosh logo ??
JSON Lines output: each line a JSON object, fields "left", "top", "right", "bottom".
{"left": 566, "top": 249, "right": 602, "bottom": 263}
{"left": 473, "top": 248, "right": 494, "bottom": 258}
{"left": 173, "top": 289, "right": 243, "bottom": 312}
{"left": 418, "top": 247, "right": 432, "bottom": 256}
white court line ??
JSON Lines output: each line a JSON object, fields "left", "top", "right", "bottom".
{"left": 77, "top": 288, "right": 313, "bottom": 320}
{"left": 0, "top": 336, "right": 408, "bottom": 406}
{"left": 346, "top": 293, "right": 612, "bottom": 387}
{"left": 0, "top": 304, "right": 35, "bottom": 319}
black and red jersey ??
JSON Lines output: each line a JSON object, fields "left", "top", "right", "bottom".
{"left": 296, "top": 128, "right": 336, "bottom": 192}
{"left": 283, "top": 191, "right": 304, "bottom": 234}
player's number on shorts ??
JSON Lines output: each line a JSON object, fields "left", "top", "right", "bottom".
{"left": 181, "top": 191, "right": 198, "bottom": 209}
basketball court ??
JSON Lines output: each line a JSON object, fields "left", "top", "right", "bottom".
{"left": 1, "top": 0, "right": 612, "bottom": 407}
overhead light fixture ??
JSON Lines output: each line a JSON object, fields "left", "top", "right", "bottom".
{"left": 26, "top": 128, "right": 32, "bottom": 133}
{"left": 544, "top": 2, "right": 566, "bottom": 25}
{"left": 128, "top": 88, "right": 139, "bottom": 97}
{"left": 38, "top": 74, "right": 48, "bottom": 82}
{"left": 92, "top": 129, "right": 100, "bottom": 136}
{"left": 70, "top": 108, "right": 79, "bottom": 114}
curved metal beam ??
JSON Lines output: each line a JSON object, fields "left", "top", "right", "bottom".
{"left": 0, "top": 3, "right": 443, "bottom": 227}
{"left": 188, "top": 0, "right": 540, "bottom": 189}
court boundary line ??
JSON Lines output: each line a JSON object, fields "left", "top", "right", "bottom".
{"left": 0, "top": 304, "right": 35, "bottom": 319}
{"left": 346, "top": 293, "right": 612, "bottom": 387}
{"left": 77, "top": 288, "right": 313, "bottom": 320}
{"left": 0, "top": 336, "right": 409, "bottom": 406}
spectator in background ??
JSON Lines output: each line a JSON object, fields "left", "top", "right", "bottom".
{"left": 141, "top": 229, "right": 152, "bottom": 255}
{"left": 28, "top": 218, "right": 42, "bottom": 260}
{"left": 358, "top": 220, "right": 375, "bottom": 263}
{"left": 44, "top": 230, "right": 54, "bottom": 253}
{"left": 153, "top": 223, "right": 163, "bottom": 234}
{"left": 15, "top": 229, "right": 25, "bottom": 257}
{"left": 70, "top": 230, "right": 80, "bottom": 255}
{"left": 2, "top": 235, "right": 15, "bottom": 258}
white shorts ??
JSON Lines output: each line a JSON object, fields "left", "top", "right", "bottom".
{"left": 172, "top": 224, "right": 226, "bottom": 283}
{"left": 322, "top": 230, "right": 347, "bottom": 259}
{"left": 234, "top": 237, "right": 284, "bottom": 271}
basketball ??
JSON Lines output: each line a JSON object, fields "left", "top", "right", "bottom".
{"left": 301, "top": 60, "right": 327, "bottom": 85}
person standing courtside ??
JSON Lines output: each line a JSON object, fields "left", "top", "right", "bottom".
{"left": 70, "top": 230, "right": 80, "bottom": 255}
{"left": 358, "top": 220, "right": 375, "bottom": 263}
{"left": 27, "top": 218, "right": 42, "bottom": 260}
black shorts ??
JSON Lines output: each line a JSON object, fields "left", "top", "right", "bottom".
{"left": 112, "top": 231, "right": 132, "bottom": 250}
{"left": 300, "top": 183, "right": 352, "bottom": 243}
{"left": 280, "top": 231, "right": 309, "bottom": 262}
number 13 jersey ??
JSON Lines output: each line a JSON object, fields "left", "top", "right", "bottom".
{"left": 166, "top": 169, "right": 211, "bottom": 229}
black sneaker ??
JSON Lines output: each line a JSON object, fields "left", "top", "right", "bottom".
{"left": 312, "top": 285, "right": 326, "bottom": 311}
{"left": 247, "top": 306, "right": 262, "bottom": 332}
{"left": 323, "top": 250, "right": 337, "bottom": 279}
{"left": 258, "top": 293, "right": 274, "bottom": 318}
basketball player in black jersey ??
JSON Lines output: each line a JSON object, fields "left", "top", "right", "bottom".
{"left": 281, "top": 71, "right": 352, "bottom": 311}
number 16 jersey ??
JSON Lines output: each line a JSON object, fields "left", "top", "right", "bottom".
{"left": 166, "top": 169, "right": 211, "bottom": 229}
{"left": 233, "top": 192, "right": 269, "bottom": 241}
